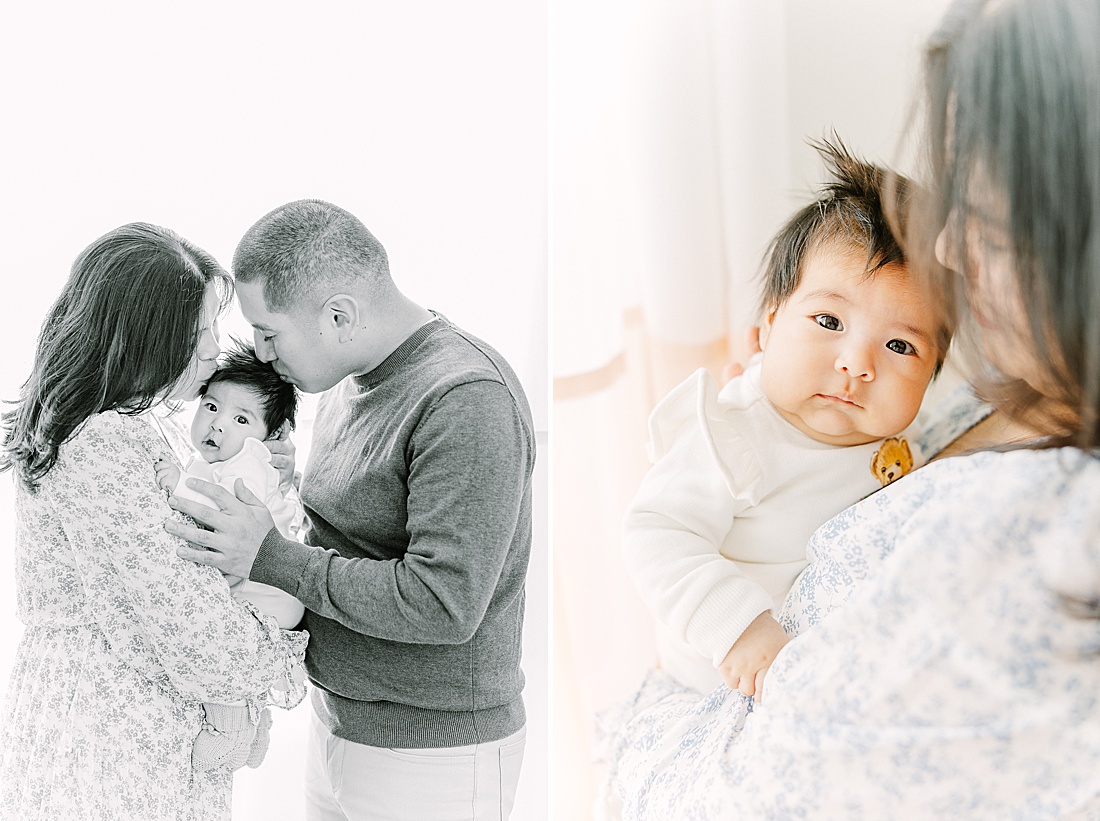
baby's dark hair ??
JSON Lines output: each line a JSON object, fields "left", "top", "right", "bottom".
{"left": 758, "top": 135, "right": 911, "bottom": 318}
{"left": 200, "top": 340, "right": 298, "bottom": 437}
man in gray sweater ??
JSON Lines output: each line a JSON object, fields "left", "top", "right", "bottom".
{"left": 168, "top": 199, "right": 534, "bottom": 820}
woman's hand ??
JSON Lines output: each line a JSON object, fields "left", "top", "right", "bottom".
{"left": 264, "top": 422, "right": 299, "bottom": 490}
{"left": 717, "top": 611, "right": 790, "bottom": 699}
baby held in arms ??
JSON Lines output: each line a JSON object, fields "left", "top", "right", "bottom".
{"left": 155, "top": 342, "right": 307, "bottom": 770}
{"left": 623, "top": 137, "right": 953, "bottom": 696}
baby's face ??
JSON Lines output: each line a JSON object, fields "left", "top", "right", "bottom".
{"left": 190, "top": 382, "right": 269, "bottom": 463}
{"left": 758, "top": 244, "right": 941, "bottom": 446}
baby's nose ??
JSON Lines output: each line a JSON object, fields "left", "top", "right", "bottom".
{"left": 835, "top": 351, "right": 874, "bottom": 381}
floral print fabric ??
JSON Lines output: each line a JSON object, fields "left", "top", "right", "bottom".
{"left": 0, "top": 410, "right": 307, "bottom": 821}
{"left": 607, "top": 444, "right": 1100, "bottom": 819}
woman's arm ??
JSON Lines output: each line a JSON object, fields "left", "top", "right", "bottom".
{"left": 49, "top": 412, "right": 306, "bottom": 704}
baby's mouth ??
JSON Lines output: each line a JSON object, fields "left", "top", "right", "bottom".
{"left": 202, "top": 437, "right": 219, "bottom": 449}
{"left": 819, "top": 393, "right": 861, "bottom": 407}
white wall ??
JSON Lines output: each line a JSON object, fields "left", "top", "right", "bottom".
{"left": 0, "top": 2, "right": 547, "bottom": 818}
{"left": 785, "top": 0, "right": 954, "bottom": 190}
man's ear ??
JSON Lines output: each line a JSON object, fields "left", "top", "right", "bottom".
{"left": 758, "top": 305, "right": 778, "bottom": 351}
{"left": 323, "top": 294, "right": 360, "bottom": 342}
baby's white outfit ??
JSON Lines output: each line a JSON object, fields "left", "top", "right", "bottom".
{"left": 623, "top": 361, "right": 921, "bottom": 693}
{"left": 172, "top": 437, "right": 305, "bottom": 630}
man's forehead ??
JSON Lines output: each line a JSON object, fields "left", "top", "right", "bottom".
{"left": 235, "top": 281, "right": 278, "bottom": 325}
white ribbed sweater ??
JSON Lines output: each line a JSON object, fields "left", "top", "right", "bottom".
{"left": 622, "top": 361, "right": 919, "bottom": 692}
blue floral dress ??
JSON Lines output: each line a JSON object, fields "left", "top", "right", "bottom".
{"left": 606, "top": 403, "right": 1100, "bottom": 819}
{"left": 0, "top": 411, "right": 308, "bottom": 820}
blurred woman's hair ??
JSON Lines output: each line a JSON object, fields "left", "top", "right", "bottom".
{"left": 909, "top": 0, "right": 1100, "bottom": 449}
{"left": 1, "top": 223, "right": 231, "bottom": 490}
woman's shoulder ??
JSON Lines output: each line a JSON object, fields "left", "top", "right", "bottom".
{"left": 913, "top": 381, "right": 994, "bottom": 459}
{"left": 920, "top": 443, "right": 1096, "bottom": 475}
{"left": 66, "top": 409, "right": 152, "bottom": 442}
{"left": 821, "top": 447, "right": 1100, "bottom": 546}
{"left": 55, "top": 409, "right": 160, "bottom": 469}
{"left": 897, "top": 446, "right": 1100, "bottom": 517}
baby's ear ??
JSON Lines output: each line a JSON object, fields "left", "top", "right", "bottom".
{"left": 758, "top": 306, "right": 778, "bottom": 351}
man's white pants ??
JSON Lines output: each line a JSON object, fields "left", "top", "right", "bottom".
{"left": 304, "top": 709, "right": 526, "bottom": 821}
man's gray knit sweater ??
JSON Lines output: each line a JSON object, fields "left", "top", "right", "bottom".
{"left": 250, "top": 315, "right": 534, "bottom": 748}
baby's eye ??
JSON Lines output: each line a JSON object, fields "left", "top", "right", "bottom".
{"left": 886, "top": 339, "right": 917, "bottom": 355}
{"left": 262, "top": 333, "right": 275, "bottom": 343}
{"left": 203, "top": 401, "right": 217, "bottom": 412}
{"left": 235, "top": 415, "right": 249, "bottom": 425}
{"left": 814, "top": 314, "right": 842, "bottom": 331}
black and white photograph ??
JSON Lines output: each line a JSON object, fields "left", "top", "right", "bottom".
{"left": 0, "top": 3, "right": 546, "bottom": 820}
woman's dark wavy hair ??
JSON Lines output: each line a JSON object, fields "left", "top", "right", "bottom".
{"left": 758, "top": 134, "right": 954, "bottom": 374}
{"left": 1, "top": 223, "right": 231, "bottom": 491}
{"left": 911, "top": 0, "right": 1100, "bottom": 448}
{"left": 201, "top": 339, "right": 298, "bottom": 438}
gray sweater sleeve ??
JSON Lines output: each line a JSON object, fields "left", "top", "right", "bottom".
{"left": 249, "top": 380, "right": 532, "bottom": 644}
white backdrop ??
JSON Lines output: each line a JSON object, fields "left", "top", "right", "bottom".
{"left": 0, "top": 2, "right": 548, "bottom": 819}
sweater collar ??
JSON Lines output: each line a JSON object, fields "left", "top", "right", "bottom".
{"left": 354, "top": 312, "right": 447, "bottom": 390}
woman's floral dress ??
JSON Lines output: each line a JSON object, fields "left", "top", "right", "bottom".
{"left": 0, "top": 410, "right": 308, "bottom": 820}
{"left": 605, "top": 443, "right": 1100, "bottom": 820}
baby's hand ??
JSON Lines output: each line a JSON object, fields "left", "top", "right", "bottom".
{"left": 154, "top": 454, "right": 181, "bottom": 494}
{"left": 717, "top": 611, "right": 790, "bottom": 699}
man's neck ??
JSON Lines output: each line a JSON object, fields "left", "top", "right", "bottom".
{"left": 353, "top": 296, "right": 435, "bottom": 376}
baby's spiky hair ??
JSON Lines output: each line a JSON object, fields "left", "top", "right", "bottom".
{"left": 757, "top": 134, "right": 911, "bottom": 317}
{"left": 199, "top": 339, "right": 298, "bottom": 438}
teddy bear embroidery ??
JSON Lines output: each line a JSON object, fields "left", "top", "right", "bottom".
{"left": 870, "top": 436, "right": 914, "bottom": 487}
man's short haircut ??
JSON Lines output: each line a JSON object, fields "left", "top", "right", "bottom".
{"left": 758, "top": 135, "right": 911, "bottom": 318}
{"left": 201, "top": 340, "right": 298, "bottom": 438}
{"left": 232, "top": 199, "right": 390, "bottom": 313}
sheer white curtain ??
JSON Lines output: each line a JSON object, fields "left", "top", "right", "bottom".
{"left": 552, "top": 0, "right": 790, "bottom": 379}
{"left": 551, "top": 2, "right": 792, "bottom": 817}
{"left": 550, "top": 1, "right": 950, "bottom": 817}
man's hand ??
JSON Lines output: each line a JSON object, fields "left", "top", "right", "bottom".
{"left": 165, "top": 478, "right": 276, "bottom": 579}
{"left": 264, "top": 423, "right": 298, "bottom": 490}
{"left": 717, "top": 611, "right": 790, "bottom": 699}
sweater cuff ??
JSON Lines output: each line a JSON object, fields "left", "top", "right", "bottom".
{"left": 683, "top": 578, "right": 776, "bottom": 667}
{"left": 250, "top": 526, "right": 310, "bottom": 597}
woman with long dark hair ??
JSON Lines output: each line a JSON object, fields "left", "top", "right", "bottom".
{"left": 0, "top": 223, "right": 306, "bottom": 820}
